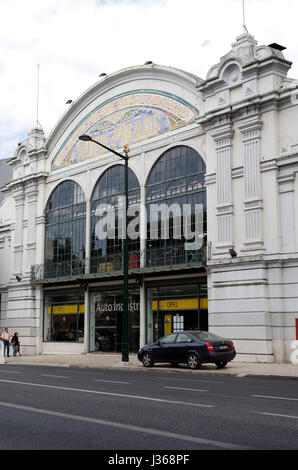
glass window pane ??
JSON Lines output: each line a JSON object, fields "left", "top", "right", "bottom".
{"left": 45, "top": 181, "right": 86, "bottom": 275}
{"left": 90, "top": 165, "right": 140, "bottom": 272}
{"left": 146, "top": 146, "right": 206, "bottom": 268}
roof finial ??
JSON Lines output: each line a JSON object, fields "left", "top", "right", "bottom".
{"left": 242, "top": 0, "right": 249, "bottom": 34}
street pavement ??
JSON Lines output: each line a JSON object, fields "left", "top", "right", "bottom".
{"left": 0, "top": 364, "right": 297, "bottom": 450}
{"left": 3, "top": 352, "right": 298, "bottom": 380}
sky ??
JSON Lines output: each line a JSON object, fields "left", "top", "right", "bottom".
{"left": 1, "top": 0, "right": 298, "bottom": 160}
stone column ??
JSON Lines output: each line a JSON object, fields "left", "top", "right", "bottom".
{"left": 138, "top": 153, "right": 146, "bottom": 348}
{"left": 35, "top": 285, "right": 43, "bottom": 354}
{"left": 212, "top": 125, "right": 234, "bottom": 253}
{"left": 13, "top": 186, "right": 25, "bottom": 276}
{"left": 278, "top": 173, "right": 296, "bottom": 252}
{"left": 139, "top": 278, "right": 146, "bottom": 348}
{"left": 25, "top": 182, "right": 38, "bottom": 277}
{"left": 84, "top": 286, "right": 90, "bottom": 353}
{"left": 139, "top": 184, "right": 146, "bottom": 268}
{"left": 85, "top": 199, "right": 91, "bottom": 274}
{"left": 239, "top": 118, "right": 264, "bottom": 251}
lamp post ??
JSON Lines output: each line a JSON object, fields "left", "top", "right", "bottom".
{"left": 79, "top": 134, "right": 130, "bottom": 362}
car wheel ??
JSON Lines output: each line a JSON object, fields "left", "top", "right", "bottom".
{"left": 215, "top": 361, "right": 228, "bottom": 369}
{"left": 142, "top": 352, "right": 154, "bottom": 368}
{"left": 187, "top": 353, "right": 201, "bottom": 370}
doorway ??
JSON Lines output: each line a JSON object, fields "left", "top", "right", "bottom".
{"left": 147, "top": 281, "right": 208, "bottom": 343}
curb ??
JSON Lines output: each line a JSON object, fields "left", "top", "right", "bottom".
{"left": 243, "top": 374, "right": 298, "bottom": 381}
{"left": 5, "top": 360, "right": 298, "bottom": 380}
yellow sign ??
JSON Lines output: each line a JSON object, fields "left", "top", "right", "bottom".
{"left": 152, "top": 298, "right": 208, "bottom": 310}
{"left": 48, "top": 304, "right": 85, "bottom": 314}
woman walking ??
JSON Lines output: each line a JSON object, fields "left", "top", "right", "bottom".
{"left": 11, "top": 332, "right": 20, "bottom": 357}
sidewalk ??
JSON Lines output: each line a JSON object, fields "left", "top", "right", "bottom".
{"left": 2, "top": 353, "right": 298, "bottom": 380}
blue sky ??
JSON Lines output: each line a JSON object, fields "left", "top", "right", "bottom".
{"left": 1, "top": 0, "right": 298, "bottom": 160}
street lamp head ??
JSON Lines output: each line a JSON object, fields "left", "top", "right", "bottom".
{"left": 79, "top": 135, "right": 92, "bottom": 142}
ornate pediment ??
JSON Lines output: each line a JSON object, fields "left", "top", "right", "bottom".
{"left": 51, "top": 90, "right": 200, "bottom": 171}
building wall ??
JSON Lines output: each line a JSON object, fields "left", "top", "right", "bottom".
{"left": 1, "top": 33, "right": 298, "bottom": 362}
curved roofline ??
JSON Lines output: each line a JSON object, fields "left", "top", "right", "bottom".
{"left": 46, "top": 63, "right": 203, "bottom": 155}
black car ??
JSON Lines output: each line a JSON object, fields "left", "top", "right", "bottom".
{"left": 137, "top": 330, "right": 236, "bottom": 369}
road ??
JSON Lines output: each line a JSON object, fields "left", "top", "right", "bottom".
{"left": 0, "top": 364, "right": 297, "bottom": 450}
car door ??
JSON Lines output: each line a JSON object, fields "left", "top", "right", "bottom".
{"left": 154, "top": 333, "right": 177, "bottom": 362}
{"left": 172, "top": 333, "right": 194, "bottom": 362}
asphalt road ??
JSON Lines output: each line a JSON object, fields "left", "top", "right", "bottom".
{"left": 0, "top": 364, "right": 297, "bottom": 451}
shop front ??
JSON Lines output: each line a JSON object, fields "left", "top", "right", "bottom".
{"left": 44, "top": 291, "right": 85, "bottom": 343}
{"left": 146, "top": 281, "right": 208, "bottom": 344}
{"left": 42, "top": 281, "right": 207, "bottom": 354}
{"left": 89, "top": 287, "right": 140, "bottom": 353}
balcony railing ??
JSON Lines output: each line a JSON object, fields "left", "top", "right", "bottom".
{"left": 31, "top": 244, "right": 209, "bottom": 283}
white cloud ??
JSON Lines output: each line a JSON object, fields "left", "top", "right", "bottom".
{"left": 1, "top": 0, "right": 298, "bottom": 159}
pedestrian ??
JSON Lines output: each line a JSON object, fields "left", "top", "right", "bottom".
{"left": 11, "top": 332, "right": 20, "bottom": 357}
{"left": 1, "top": 328, "right": 10, "bottom": 357}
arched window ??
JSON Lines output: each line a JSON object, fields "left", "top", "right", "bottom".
{"left": 44, "top": 180, "right": 86, "bottom": 277}
{"left": 91, "top": 165, "right": 140, "bottom": 273}
{"left": 146, "top": 145, "right": 206, "bottom": 267}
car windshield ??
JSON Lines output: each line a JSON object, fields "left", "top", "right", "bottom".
{"left": 191, "top": 331, "right": 224, "bottom": 342}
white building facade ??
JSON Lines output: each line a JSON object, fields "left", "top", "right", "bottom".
{"left": 1, "top": 33, "right": 298, "bottom": 362}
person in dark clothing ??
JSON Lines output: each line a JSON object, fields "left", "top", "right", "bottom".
{"left": 11, "top": 332, "right": 20, "bottom": 357}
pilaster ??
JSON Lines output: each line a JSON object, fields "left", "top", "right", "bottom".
{"left": 278, "top": 173, "right": 296, "bottom": 252}
{"left": 212, "top": 125, "right": 234, "bottom": 254}
{"left": 239, "top": 117, "right": 265, "bottom": 252}
{"left": 25, "top": 181, "right": 39, "bottom": 276}
{"left": 85, "top": 199, "right": 91, "bottom": 274}
{"left": 13, "top": 186, "right": 25, "bottom": 276}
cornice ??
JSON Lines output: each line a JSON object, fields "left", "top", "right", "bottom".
{"left": 2, "top": 172, "right": 48, "bottom": 195}
{"left": 238, "top": 116, "right": 263, "bottom": 136}
{"left": 0, "top": 223, "right": 11, "bottom": 233}
{"left": 211, "top": 124, "right": 234, "bottom": 145}
{"left": 196, "top": 89, "right": 294, "bottom": 132}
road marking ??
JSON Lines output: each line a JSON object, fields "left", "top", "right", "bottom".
{"left": 0, "top": 401, "right": 245, "bottom": 450}
{"left": 0, "top": 370, "right": 22, "bottom": 374}
{"left": 158, "top": 377, "right": 222, "bottom": 384}
{"left": 252, "top": 395, "right": 298, "bottom": 402}
{"left": 42, "top": 375, "right": 70, "bottom": 379}
{"left": 164, "top": 386, "right": 207, "bottom": 392}
{"left": 0, "top": 378, "right": 214, "bottom": 409}
{"left": 95, "top": 379, "right": 130, "bottom": 385}
{"left": 253, "top": 411, "right": 298, "bottom": 420}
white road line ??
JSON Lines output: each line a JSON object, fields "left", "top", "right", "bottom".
{"left": 42, "top": 375, "right": 70, "bottom": 379}
{"left": 164, "top": 386, "right": 207, "bottom": 392}
{"left": 252, "top": 395, "right": 298, "bottom": 402}
{"left": 158, "top": 377, "right": 222, "bottom": 384}
{"left": 0, "top": 370, "right": 22, "bottom": 374}
{"left": 253, "top": 411, "right": 298, "bottom": 420}
{"left": 95, "top": 379, "right": 130, "bottom": 385}
{"left": 0, "top": 401, "right": 245, "bottom": 450}
{"left": 0, "top": 378, "right": 214, "bottom": 408}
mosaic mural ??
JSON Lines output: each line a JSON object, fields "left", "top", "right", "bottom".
{"left": 52, "top": 90, "right": 200, "bottom": 170}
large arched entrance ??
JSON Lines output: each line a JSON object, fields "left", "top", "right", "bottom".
{"left": 145, "top": 145, "right": 208, "bottom": 342}
{"left": 89, "top": 164, "right": 141, "bottom": 353}
{"left": 43, "top": 180, "right": 86, "bottom": 343}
